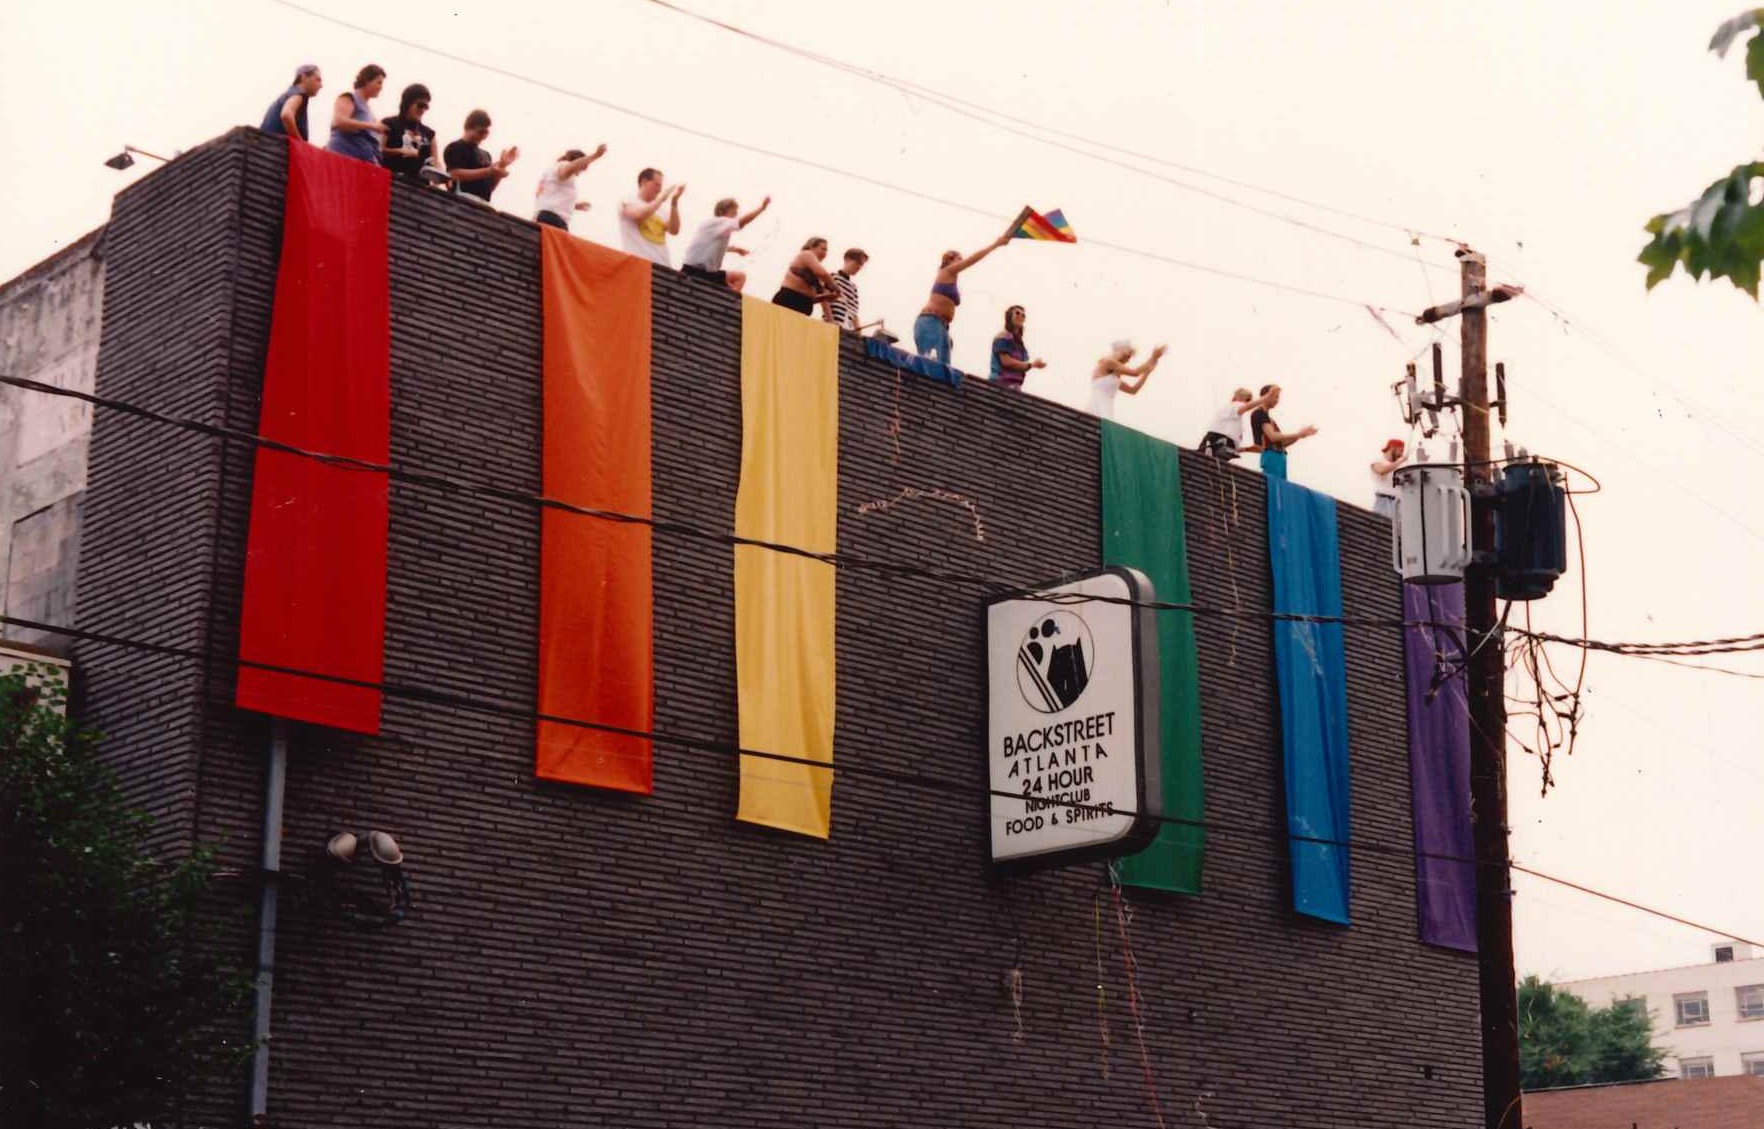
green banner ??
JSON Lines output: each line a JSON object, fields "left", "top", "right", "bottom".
{"left": 1100, "top": 421, "right": 1204, "bottom": 893}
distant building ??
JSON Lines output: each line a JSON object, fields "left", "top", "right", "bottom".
{"left": 1560, "top": 943, "right": 1764, "bottom": 1079}
{"left": 0, "top": 229, "right": 103, "bottom": 655}
{"left": 1524, "top": 1074, "right": 1764, "bottom": 1129}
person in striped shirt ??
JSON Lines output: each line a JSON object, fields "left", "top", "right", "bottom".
{"left": 822, "top": 248, "right": 868, "bottom": 331}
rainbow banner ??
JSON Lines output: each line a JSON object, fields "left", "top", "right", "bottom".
{"left": 734, "top": 298, "right": 840, "bottom": 839}
{"left": 237, "top": 139, "right": 390, "bottom": 734}
{"left": 1010, "top": 205, "right": 1077, "bottom": 243}
{"left": 534, "top": 227, "right": 655, "bottom": 794}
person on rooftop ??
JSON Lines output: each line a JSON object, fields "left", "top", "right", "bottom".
{"left": 261, "top": 64, "right": 323, "bottom": 143}
{"left": 914, "top": 225, "right": 1014, "bottom": 366}
{"left": 1370, "top": 438, "right": 1407, "bottom": 518}
{"left": 444, "top": 110, "right": 519, "bottom": 204}
{"left": 989, "top": 305, "right": 1046, "bottom": 389}
{"left": 534, "top": 144, "right": 609, "bottom": 231}
{"left": 380, "top": 83, "right": 446, "bottom": 185}
{"left": 619, "top": 168, "right": 685, "bottom": 267}
{"left": 822, "top": 249, "right": 868, "bottom": 331}
{"left": 325, "top": 65, "right": 389, "bottom": 165}
{"left": 1199, "top": 386, "right": 1275, "bottom": 461}
{"left": 1088, "top": 339, "right": 1166, "bottom": 420}
{"left": 681, "top": 195, "right": 771, "bottom": 290}
{"left": 772, "top": 238, "right": 837, "bottom": 316}
{"left": 1248, "top": 384, "right": 1318, "bottom": 482}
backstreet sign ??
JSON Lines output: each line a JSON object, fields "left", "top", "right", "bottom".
{"left": 985, "top": 567, "right": 1161, "bottom": 873}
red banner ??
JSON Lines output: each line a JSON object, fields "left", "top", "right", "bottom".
{"left": 534, "top": 228, "right": 654, "bottom": 792}
{"left": 236, "top": 139, "right": 390, "bottom": 734}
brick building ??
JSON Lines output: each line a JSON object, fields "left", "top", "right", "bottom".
{"left": 55, "top": 129, "right": 1479, "bottom": 1127}
{"left": 0, "top": 228, "right": 102, "bottom": 654}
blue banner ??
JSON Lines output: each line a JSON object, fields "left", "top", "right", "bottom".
{"left": 1266, "top": 480, "right": 1353, "bottom": 924}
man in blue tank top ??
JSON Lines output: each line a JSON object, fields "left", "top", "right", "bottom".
{"left": 260, "top": 64, "right": 323, "bottom": 142}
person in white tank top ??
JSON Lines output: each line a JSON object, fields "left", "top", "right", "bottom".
{"left": 1088, "top": 339, "right": 1166, "bottom": 419}
{"left": 534, "top": 143, "right": 608, "bottom": 231}
{"left": 1370, "top": 438, "right": 1406, "bottom": 518}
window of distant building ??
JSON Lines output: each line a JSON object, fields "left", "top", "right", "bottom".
{"left": 1681, "top": 1057, "right": 1715, "bottom": 1079}
{"left": 1743, "top": 1053, "right": 1764, "bottom": 1077}
{"left": 1738, "top": 985, "right": 1764, "bottom": 1021}
{"left": 1716, "top": 945, "right": 1736, "bottom": 963}
{"left": 1675, "top": 992, "right": 1711, "bottom": 1027}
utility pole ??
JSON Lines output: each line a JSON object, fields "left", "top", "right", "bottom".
{"left": 1417, "top": 248, "right": 1522, "bottom": 1129}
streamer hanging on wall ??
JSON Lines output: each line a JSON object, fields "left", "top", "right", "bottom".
{"left": 237, "top": 139, "right": 390, "bottom": 734}
{"left": 534, "top": 227, "right": 655, "bottom": 792}
{"left": 1099, "top": 422, "right": 1205, "bottom": 894}
{"left": 735, "top": 298, "right": 840, "bottom": 838}
{"left": 1404, "top": 582, "right": 1476, "bottom": 951}
{"left": 1266, "top": 479, "right": 1353, "bottom": 924}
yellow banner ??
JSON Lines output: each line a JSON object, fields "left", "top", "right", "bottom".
{"left": 734, "top": 298, "right": 839, "bottom": 838}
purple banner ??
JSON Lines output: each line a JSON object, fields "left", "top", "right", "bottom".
{"left": 1403, "top": 583, "right": 1477, "bottom": 952}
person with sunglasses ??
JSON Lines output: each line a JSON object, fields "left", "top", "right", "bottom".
{"left": 988, "top": 305, "right": 1045, "bottom": 389}
{"left": 380, "top": 83, "right": 445, "bottom": 185}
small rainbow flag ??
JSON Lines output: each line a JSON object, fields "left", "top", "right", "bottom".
{"left": 1010, "top": 205, "right": 1077, "bottom": 243}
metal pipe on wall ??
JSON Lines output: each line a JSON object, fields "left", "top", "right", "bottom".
{"left": 249, "top": 719, "right": 288, "bottom": 1126}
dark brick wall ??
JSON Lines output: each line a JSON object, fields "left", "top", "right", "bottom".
{"left": 79, "top": 129, "right": 1479, "bottom": 1128}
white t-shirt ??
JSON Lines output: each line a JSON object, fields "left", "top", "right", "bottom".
{"left": 1372, "top": 465, "right": 1396, "bottom": 497}
{"left": 619, "top": 195, "right": 672, "bottom": 267}
{"left": 1206, "top": 401, "right": 1246, "bottom": 441}
{"left": 1088, "top": 375, "right": 1120, "bottom": 419}
{"left": 534, "top": 163, "right": 577, "bottom": 218}
{"left": 681, "top": 216, "right": 740, "bottom": 272}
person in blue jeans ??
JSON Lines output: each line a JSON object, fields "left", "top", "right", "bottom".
{"left": 1247, "top": 384, "right": 1318, "bottom": 481}
{"left": 913, "top": 224, "right": 1015, "bottom": 366}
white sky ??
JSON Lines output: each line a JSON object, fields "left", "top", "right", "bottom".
{"left": 5, "top": 0, "right": 1763, "bottom": 982}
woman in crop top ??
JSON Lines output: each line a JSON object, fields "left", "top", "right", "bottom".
{"left": 772, "top": 237, "right": 837, "bottom": 317}
{"left": 913, "top": 226, "right": 1015, "bottom": 366}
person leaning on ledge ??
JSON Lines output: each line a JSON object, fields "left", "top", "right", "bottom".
{"left": 444, "top": 110, "right": 518, "bottom": 204}
{"left": 260, "top": 63, "right": 323, "bottom": 143}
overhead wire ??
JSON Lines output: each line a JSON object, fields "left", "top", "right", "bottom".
{"left": 635, "top": 0, "right": 1464, "bottom": 277}
{"left": 9, "top": 608, "right": 1763, "bottom": 951}
{"left": 16, "top": 371, "right": 1764, "bottom": 663}
{"left": 638, "top": 0, "right": 1467, "bottom": 253}
{"left": 0, "top": 371, "right": 1462, "bottom": 638}
{"left": 265, "top": 0, "right": 1425, "bottom": 319}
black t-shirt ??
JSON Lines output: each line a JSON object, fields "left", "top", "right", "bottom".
{"left": 381, "top": 116, "right": 436, "bottom": 179}
{"left": 1250, "top": 408, "right": 1280, "bottom": 450}
{"left": 444, "top": 139, "right": 495, "bottom": 201}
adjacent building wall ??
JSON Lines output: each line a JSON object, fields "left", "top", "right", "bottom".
{"left": 1562, "top": 947, "right": 1764, "bottom": 1078}
{"left": 75, "top": 129, "right": 1481, "bottom": 1128}
{"left": 0, "top": 229, "right": 103, "bottom": 654}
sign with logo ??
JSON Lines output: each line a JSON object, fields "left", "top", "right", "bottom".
{"left": 985, "top": 567, "right": 1161, "bottom": 872}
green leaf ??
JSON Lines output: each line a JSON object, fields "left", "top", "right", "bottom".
{"left": 1749, "top": 29, "right": 1764, "bottom": 96}
{"left": 1639, "top": 163, "right": 1764, "bottom": 300}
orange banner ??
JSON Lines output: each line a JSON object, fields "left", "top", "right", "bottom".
{"left": 535, "top": 227, "right": 654, "bottom": 792}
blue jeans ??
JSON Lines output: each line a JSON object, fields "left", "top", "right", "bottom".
{"left": 1260, "top": 449, "right": 1288, "bottom": 481}
{"left": 913, "top": 313, "right": 953, "bottom": 365}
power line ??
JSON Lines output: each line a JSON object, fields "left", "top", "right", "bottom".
{"left": 1512, "top": 865, "right": 1764, "bottom": 949}
{"left": 636, "top": 0, "right": 1463, "bottom": 276}
{"left": 639, "top": 0, "right": 1466, "bottom": 254}
{"left": 19, "top": 369, "right": 1764, "bottom": 663}
{"left": 265, "top": 0, "right": 1425, "bottom": 318}
{"left": 0, "top": 372, "right": 1457, "bottom": 637}
{"left": 8, "top": 609, "right": 1761, "bottom": 951}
